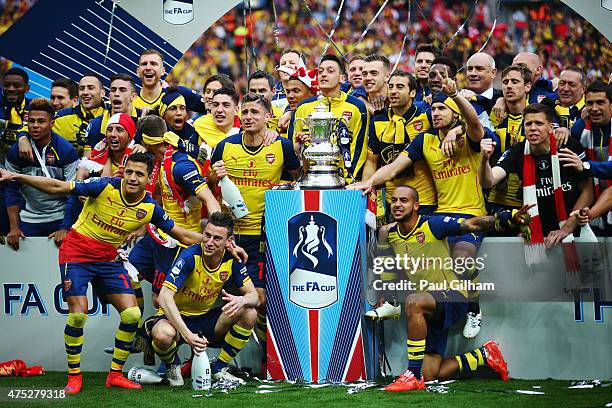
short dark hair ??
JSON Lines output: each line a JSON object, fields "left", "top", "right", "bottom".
{"left": 431, "top": 56, "right": 457, "bottom": 78}
{"left": 416, "top": 43, "right": 439, "bottom": 57}
{"left": 3, "top": 67, "right": 29, "bottom": 83}
{"left": 137, "top": 114, "right": 167, "bottom": 138}
{"left": 28, "top": 98, "right": 55, "bottom": 118}
{"left": 561, "top": 65, "right": 586, "bottom": 84}
{"left": 389, "top": 70, "right": 418, "bottom": 91}
{"left": 586, "top": 80, "right": 612, "bottom": 102}
{"left": 52, "top": 78, "right": 78, "bottom": 99}
{"left": 207, "top": 211, "right": 234, "bottom": 237}
{"left": 242, "top": 92, "right": 271, "bottom": 113}
{"left": 248, "top": 70, "right": 275, "bottom": 90}
{"left": 364, "top": 54, "right": 390, "bottom": 71}
{"left": 126, "top": 152, "right": 154, "bottom": 175}
{"left": 396, "top": 185, "right": 419, "bottom": 202}
{"left": 139, "top": 48, "right": 164, "bottom": 63}
{"left": 204, "top": 74, "right": 235, "bottom": 93}
{"left": 80, "top": 72, "right": 104, "bottom": 89}
{"left": 501, "top": 64, "right": 533, "bottom": 85}
{"left": 213, "top": 86, "right": 239, "bottom": 106}
{"left": 523, "top": 103, "right": 554, "bottom": 123}
{"left": 110, "top": 73, "right": 136, "bottom": 93}
{"left": 319, "top": 54, "right": 346, "bottom": 76}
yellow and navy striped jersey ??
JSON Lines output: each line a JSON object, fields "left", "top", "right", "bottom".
{"left": 489, "top": 112, "right": 525, "bottom": 208}
{"left": 69, "top": 177, "right": 174, "bottom": 248}
{"left": 553, "top": 97, "right": 585, "bottom": 129}
{"left": 405, "top": 130, "right": 486, "bottom": 216}
{"left": 134, "top": 86, "right": 206, "bottom": 113}
{"left": 192, "top": 113, "right": 240, "bottom": 149}
{"left": 160, "top": 150, "right": 209, "bottom": 232}
{"left": 369, "top": 105, "right": 436, "bottom": 205}
{"left": 0, "top": 97, "right": 30, "bottom": 147}
{"left": 211, "top": 133, "right": 300, "bottom": 235}
{"left": 266, "top": 104, "right": 286, "bottom": 135}
{"left": 289, "top": 91, "right": 369, "bottom": 181}
{"left": 387, "top": 215, "right": 468, "bottom": 297}
{"left": 161, "top": 246, "right": 250, "bottom": 316}
{"left": 53, "top": 104, "right": 105, "bottom": 153}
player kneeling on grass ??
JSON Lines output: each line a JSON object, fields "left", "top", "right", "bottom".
{"left": 378, "top": 186, "right": 531, "bottom": 391}
{"left": 151, "top": 211, "right": 258, "bottom": 386}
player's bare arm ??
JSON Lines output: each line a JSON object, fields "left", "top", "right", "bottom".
{"left": 460, "top": 204, "right": 533, "bottom": 232}
{"left": 347, "top": 153, "right": 413, "bottom": 194}
{"left": 221, "top": 280, "right": 259, "bottom": 318}
{"left": 441, "top": 77, "right": 484, "bottom": 142}
{"left": 0, "top": 168, "right": 72, "bottom": 194}
{"left": 157, "top": 286, "right": 208, "bottom": 353}
{"left": 479, "top": 138, "right": 507, "bottom": 189}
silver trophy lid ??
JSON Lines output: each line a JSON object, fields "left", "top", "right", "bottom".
{"left": 309, "top": 93, "right": 335, "bottom": 120}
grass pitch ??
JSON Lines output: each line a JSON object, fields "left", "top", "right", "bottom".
{"left": 1, "top": 372, "right": 611, "bottom": 407}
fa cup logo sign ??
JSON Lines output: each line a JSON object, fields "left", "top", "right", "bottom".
{"left": 288, "top": 212, "right": 338, "bottom": 309}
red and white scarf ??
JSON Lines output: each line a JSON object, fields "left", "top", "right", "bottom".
{"left": 579, "top": 119, "right": 612, "bottom": 228}
{"left": 522, "top": 132, "right": 580, "bottom": 273}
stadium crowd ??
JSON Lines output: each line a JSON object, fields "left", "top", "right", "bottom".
{"left": 0, "top": 0, "right": 610, "bottom": 396}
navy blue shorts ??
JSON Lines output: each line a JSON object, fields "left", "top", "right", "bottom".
{"left": 436, "top": 213, "right": 484, "bottom": 247}
{"left": 129, "top": 233, "right": 181, "bottom": 294}
{"left": 20, "top": 219, "right": 62, "bottom": 237}
{"left": 235, "top": 234, "right": 265, "bottom": 288}
{"left": 155, "top": 308, "right": 224, "bottom": 348}
{"left": 60, "top": 261, "right": 134, "bottom": 298}
{"left": 425, "top": 291, "right": 469, "bottom": 357}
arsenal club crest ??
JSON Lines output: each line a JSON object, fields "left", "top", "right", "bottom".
{"left": 342, "top": 111, "right": 352, "bottom": 121}
{"left": 45, "top": 151, "right": 56, "bottom": 165}
{"left": 266, "top": 153, "right": 276, "bottom": 164}
{"left": 219, "top": 271, "right": 228, "bottom": 282}
{"left": 413, "top": 120, "right": 423, "bottom": 131}
{"left": 415, "top": 231, "right": 425, "bottom": 244}
{"left": 136, "top": 208, "right": 147, "bottom": 220}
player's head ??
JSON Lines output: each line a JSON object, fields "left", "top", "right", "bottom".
{"left": 50, "top": 78, "right": 78, "bottom": 111}
{"left": 248, "top": 70, "right": 276, "bottom": 103}
{"left": 286, "top": 68, "right": 317, "bottom": 110}
{"left": 431, "top": 93, "right": 461, "bottom": 130}
{"left": 79, "top": 72, "right": 105, "bottom": 110}
{"left": 388, "top": 71, "right": 417, "bottom": 111}
{"left": 318, "top": 54, "right": 344, "bottom": 94}
{"left": 27, "top": 98, "right": 54, "bottom": 143}
{"left": 159, "top": 88, "right": 187, "bottom": 131}
{"left": 414, "top": 43, "right": 438, "bottom": 83}
{"left": 202, "top": 211, "right": 235, "bottom": 256}
{"left": 523, "top": 103, "right": 554, "bottom": 147}
{"left": 428, "top": 57, "right": 457, "bottom": 95}
{"left": 138, "top": 114, "right": 168, "bottom": 158}
{"left": 211, "top": 87, "right": 239, "bottom": 131}
{"left": 348, "top": 55, "right": 365, "bottom": 88}
{"left": 124, "top": 152, "right": 154, "bottom": 195}
{"left": 204, "top": 74, "right": 235, "bottom": 112}
{"left": 363, "top": 54, "right": 390, "bottom": 96}
{"left": 109, "top": 73, "right": 137, "bottom": 114}
{"left": 2, "top": 67, "right": 29, "bottom": 107}
{"left": 512, "top": 52, "right": 542, "bottom": 84}
{"left": 466, "top": 52, "right": 496, "bottom": 94}
{"left": 585, "top": 80, "right": 612, "bottom": 125}
{"left": 106, "top": 113, "right": 136, "bottom": 154}
{"left": 277, "top": 48, "right": 306, "bottom": 83}
{"left": 137, "top": 48, "right": 165, "bottom": 88}
{"left": 390, "top": 185, "right": 420, "bottom": 222}
{"left": 501, "top": 64, "right": 532, "bottom": 104}
{"left": 241, "top": 92, "right": 271, "bottom": 133}
{"left": 558, "top": 66, "right": 586, "bottom": 107}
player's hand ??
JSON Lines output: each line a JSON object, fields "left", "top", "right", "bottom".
{"left": 221, "top": 289, "right": 246, "bottom": 318}
{"left": 492, "top": 98, "right": 506, "bottom": 123}
{"left": 226, "top": 238, "right": 248, "bottom": 263}
{"left": 125, "top": 225, "right": 147, "bottom": 247}
{"left": 263, "top": 129, "right": 279, "bottom": 146}
{"left": 113, "top": 165, "right": 125, "bottom": 178}
{"left": 551, "top": 77, "right": 559, "bottom": 91}
{"left": 278, "top": 111, "right": 292, "bottom": 130}
{"left": 441, "top": 126, "right": 461, "bottom": 157}
{"left": 459, "top": 89, "right": 476, "bottom": 99}
{"left": 441, "top": 77, "right": 458, "bottom": 96}
{"left": 570, "top": 208, "right": 590, "bottom": 226}
{"left": 554, "top": 127, "right": 570, "bottom": 147}
{"left": 7, "top": 227, "right": 25, "bottom": 251}
{"left": 211, "top": 160, "right": 227, "bottom": 179}
{"left": 480, "top": 138, "right": 496, "bottom": 160}
{"left": 346, "top": 179, "right": 373, "bottom": 195}
{"left": 581, "top": 107, "right": 590, "bottom": 122}
{"left": 185, "top": 331, "right": 208, "bottom": 354}
{"left": 512, "top": 204, "right": 534, "bottom": 226}
{"left": 558, "top": 148, "right": 584, "bottom": 172}
{"left": 294, "top": 131, "right": 311, "bottom": 145}
{"left": 48, "top": 229, "right": 68, "bottom": 247}
{"left": 0, "top": 168, "right": 18, "bottom": 183}
{"left": 545, "top": 229, "right": 570, "bottom": 248}
{"left": 131, "top": 144, "right": 147, "bottom": 154}
{"left": 140, "top": 107, "right": 152, "bottom": 117}
{"left": 423, "top": 94, "right": 432, "bottom": 105}
{"left": 370, "top": 95, "right": 387, "bottom": 112}
{"left": 18, "top": 135, "right": 34, "bottom": 162}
